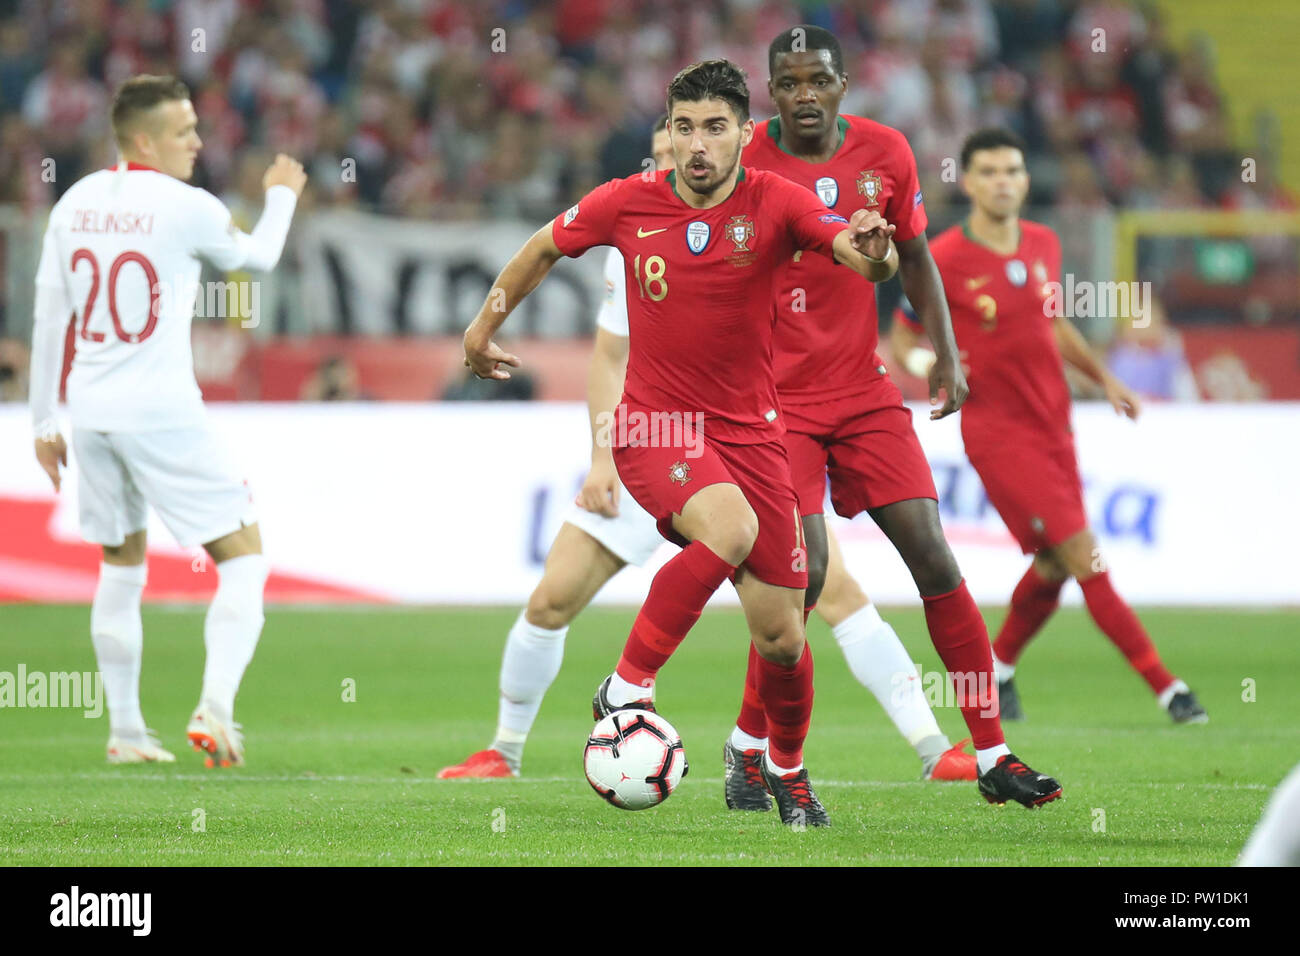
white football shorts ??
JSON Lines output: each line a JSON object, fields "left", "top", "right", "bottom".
{"left": 561, "top": 481, "right": 664, "bottom": 567}
{"left": 72, "top": 424, "right": 257, "bottom": 549}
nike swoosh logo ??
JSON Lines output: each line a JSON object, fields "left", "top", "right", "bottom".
{"left": 966, "top": 276, "right": 992, "bottom": 290}
{"left": 637, "top": 227, "right": 668, "bottom": 237}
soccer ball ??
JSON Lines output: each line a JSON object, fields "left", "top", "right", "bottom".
{"left": 584, "top": 710, "right": 687, "bottom": 810}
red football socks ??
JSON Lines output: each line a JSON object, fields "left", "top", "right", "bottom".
{"left": 734, "top": 599, "right": 816, "bottom": 742}
{"left": 1079, "top": 571, "right": 1175, "bottom": 694}
{"left": 616, "top": 541, "right": 735, "bottom": 686}
{"left": 922, "top": 580, "right": 1004, "bottom": 750}
{"left": 735, "top": 642, "right": 769, "bottom": 739}
{"left": 756, "top": 642, "right": 814, "bottom": 769}
{"left": 992, "top": 564, "right": 1064, "bottom": 665}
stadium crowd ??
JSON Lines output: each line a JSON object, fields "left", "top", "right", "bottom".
{"left": 0, "top": 0, "right": 1275, "bottom": 221}
{"left": 0, "top": 0, "right": 1293, "bottom": 402}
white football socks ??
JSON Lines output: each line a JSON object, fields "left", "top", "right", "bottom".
{"left": 199, "top": 553, "right": 268, "bottom": 722}
{"left": 91, "top": 562, "right": 147, "bottom": 737}
{"left": 976, "top": 744, "right": 1012, "bottom": 774}
{"left": 764, "top": 751, "right": 802, "bottom": 776}
{"left": 832, "top": 603, "right": 947, "bottom": 750}
{"left": 492, "top": 611, "right": 569, "bottom": 770}
{"left": 992, "top": 654, "right": 1016, "bottom": 683}
{"left": 728, "top": 727, "right": 768, "bottom": 752}
{"left": 1156, "top": 679, "right": 1190, "bottom": 709}
{"left": 607, "top": 670, "right": 653, "bottom": 707}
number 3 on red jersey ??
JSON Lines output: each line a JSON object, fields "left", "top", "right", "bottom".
{"left": 71, "top": 248, "right": 161, "bottom": 344}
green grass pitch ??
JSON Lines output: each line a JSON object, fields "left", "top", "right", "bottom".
{"left": 0, "top": 604, "right": 1295, "bottom": 866}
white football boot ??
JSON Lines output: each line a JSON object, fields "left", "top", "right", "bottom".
{"left": 107, "top": 730, "right": 176, "bottom": 764}
{"left": 186, "top": 703, "right": 244, "bottom": 768}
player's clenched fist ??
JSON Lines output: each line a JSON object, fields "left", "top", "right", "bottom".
{"left": 848, "top": 209, "right": 896, "bottom": 260}
{"left": 576, "top": 458, "right": 621, "bottom": 518}
{"left": 263, "top": 154, "right": 307, "bottom": 196}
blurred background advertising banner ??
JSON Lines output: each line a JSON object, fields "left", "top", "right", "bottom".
{"left": 293, "top": 212, "right": 606, "bottom": 338}
{"left": 2, "top": 402, "right": 1296, "bottom": 607}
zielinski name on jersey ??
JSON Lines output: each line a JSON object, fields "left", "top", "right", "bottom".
{"left": 71, "top": 209, "right": 156, "bottom": 235}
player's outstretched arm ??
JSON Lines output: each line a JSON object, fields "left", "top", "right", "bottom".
{"left": 194, "top": 154, "right": 306, "bottom": 273}
{"left": 832, "top": 209, "right": 898, "bottom": 283}
{"left": 463, "top": 224, "right": 564, "bottom": 380}
{"left": 577, "top": 328, "right": 630, "bottom": 517}
{"left": 29, "top": 277, "right": 71, "bottom": 491}
{"left": 896, "top": 234, "right": 968, "bottom": 419}
{"left": 1053, "top": 315, "right": 1141, "bottom": 419}
{"left": 242, "top": 155, "right": 306, "bottom": 271}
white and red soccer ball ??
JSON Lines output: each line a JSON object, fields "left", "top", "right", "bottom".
{"left": 584, "top": 711, "right": 687, "bottom": 810}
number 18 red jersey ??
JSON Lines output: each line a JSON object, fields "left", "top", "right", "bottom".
{"left": 551, "top": 166, "right": 852, "bottom": 444}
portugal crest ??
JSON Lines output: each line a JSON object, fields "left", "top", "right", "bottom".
{"left": 668, "top": 461, "right": 691, "bottom": 485}
{"left": 726, "top": 215, "right": 755, "bottom": 252}
{"left": 856, "top": 170, "right": 883, "bottom": 207}
{"left": 814, "top": 176, "right": 839, "bottom": 207}
{"left": 1005, "top": 259, "right": 1028, "bottom": 287}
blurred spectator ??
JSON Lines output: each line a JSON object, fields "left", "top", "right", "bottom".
{"left": 20, "top": 39, "right": 108, "bottom": 194}
{"left": 1163, "top": 35, "right": 1229, "bottom": 156}
{"left": 441, "top": 364, "right": 537, "bottom": 401}
{"left": 0, "top": 19, "right": 39, "bottom": 113}
{"left": 1106, "top": 299, "right": 1199, "bottom": 401}
{"left": 300, "top": 355, "right": 368, "bottom": 401}
{"left": 0, "top": 338, "right": 28, "bottom": 400}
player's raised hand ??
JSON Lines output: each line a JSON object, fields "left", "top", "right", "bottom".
{"left": 1103, "top": 374, "right": 1142, "bottom": 420}
{"left": 928, "top": 352, "right": 969, "bottom": 420}
{"left": 463, "top": 333, "right": 522, "bottom": 381}
{"left": 263, "top": 154, "right": 307, "bottom": 196}
{"left": 848, "top": 209, "right": 896, "bottom": 260}
{"left": 576, "top": 457, "right": 621, "bottom": 517}
{"left": 34, "top": 433, "right": 67, "bottom": 492}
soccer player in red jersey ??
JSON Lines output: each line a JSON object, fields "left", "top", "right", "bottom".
{"left": 892, "top": 127, "right": 1207, "bottom": 725}
{"left": 464, "top": 60, "right": 899, "bottom": 826}
{"left": 723, "top": 27, "right": 1061, "bottom": 809}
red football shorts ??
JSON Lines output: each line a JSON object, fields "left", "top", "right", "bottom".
{"left": 781, "top": 374, "right": 938, "bottom": 518}
{"left": 966, "top": 429, "right": 1088, "bottom": 554}
{"left": 612, "top": 410, "right": 807, "bottom": 591}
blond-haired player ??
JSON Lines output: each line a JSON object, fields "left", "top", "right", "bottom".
{"left": 29, "top": 75, "right": 306, "bottom": 766}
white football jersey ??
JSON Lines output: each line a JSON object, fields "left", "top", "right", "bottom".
{"left": 33, "top": 163, "right": 296, "bottom": 432}
{"left": 595, "top": 246, "right": 629, "bottom": 338}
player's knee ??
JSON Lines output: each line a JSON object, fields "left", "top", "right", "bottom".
{"left": 754, "top": 629, "right": 805, "bottom": 668}
{"left": 525, "top": 580, "right": 580, "bottom": 630}
{"left": 708, "top": 511, "right": 759, "bottom": 566}
{"left": 1033, "top": 550, "right": 1069, "bottom": 583}
{"left": 908, "top": 542, "right": 962, "bottom": 595}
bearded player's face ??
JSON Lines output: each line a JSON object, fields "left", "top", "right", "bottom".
{"left": 669, "top": 99, "right": 754, "bottom": 196}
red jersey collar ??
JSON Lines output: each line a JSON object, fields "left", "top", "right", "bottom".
{"left": 108, "top": 161, "right": 164, "bottom": 173}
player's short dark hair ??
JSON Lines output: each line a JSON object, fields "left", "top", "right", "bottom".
{"left": 960, "top": 127, "right": 1028, "bottom": 169}
{"left": 651, "top": 112, "right": 669, "bottom": 138}
{"left": 111, "top": 75, "right": 190, "bottom": 146}
{"left": 666, "top": 60, "right": 750, "bottom": 123}
{"left": 768, "top": 25, "right": 844, "bottom": 76}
